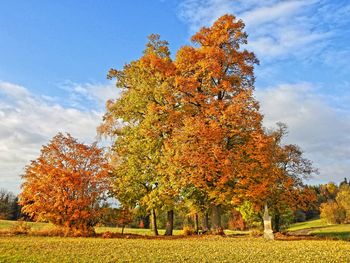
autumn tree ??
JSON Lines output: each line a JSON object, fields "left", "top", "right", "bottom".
{"left": 100, "top": 14, "right": 319, "bottom": 235}
{"left": 164, "top": 14, "right": 269, "bottom": 232}
{"left": 99, "top": 35, "right": 178, "bottom": 235}
{"left": 260, "top": 123, "right": 318, "bottom": 231}
{"left": 19, "top": 133, "right": 110, "bottom": 236}
{"left": 321, "top": 183, "right": 350, "bottom": 224}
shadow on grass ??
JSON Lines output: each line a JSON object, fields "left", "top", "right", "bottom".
{"left": 313, "top": 232, "right": 350, "bottom": 241}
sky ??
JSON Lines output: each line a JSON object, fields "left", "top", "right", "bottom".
{"left": 1, "top": 0, "right": 350, "bottom": 193}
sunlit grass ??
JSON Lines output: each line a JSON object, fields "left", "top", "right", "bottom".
{"left": 0, "top": 220, "right": 246, "bottom": 236}
{"left": 287, "top": 219, "right": 329, "bottom": 231}
{"left": 1, "top": 235, "right": 350, "bottom": 262}
{"left": 287, "top": 219, "right": 350, "bottom": 240}
{"left": 1, "top": 219, "right": 350, "bottom": 261}
{"left": 0, "top": 219, "right": 53, "bottom": 231}
{"left": 311, "top": 225, "right": 350, "bottom": 240}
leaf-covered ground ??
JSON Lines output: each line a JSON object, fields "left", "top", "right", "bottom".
{"left": 1, "top": 235, "right": 350, "bottom": 262}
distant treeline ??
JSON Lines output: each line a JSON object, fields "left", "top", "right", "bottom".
{"left": 0, "top": 189, "right": 21, "bottom": 220}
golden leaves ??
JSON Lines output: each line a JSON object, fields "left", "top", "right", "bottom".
{"left": 19, "top": 133, "right": 110, "bottom": 236}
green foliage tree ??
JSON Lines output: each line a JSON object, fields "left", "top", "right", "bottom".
{"left": 321, "top": 184, "right": 350, "bottom": 224}
{"left": 0, "top": 189, "right": 20, "bottom": 220}
{"left": 236, "top": 201, "right": 261, "bottom": 228}
{"left": 336, "top": 184, "right": 350, "bottom": 221}
{"left": 99, "top": 34, "right": 178, "bottom": 236}
{"left": 262, "top": 123, "right": 318, "bottom": 231}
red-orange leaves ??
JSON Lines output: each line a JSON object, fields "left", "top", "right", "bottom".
{"left": 19, "top": 133, "right": 110, "bottom": 236}
{"left": 166, "top": 14, "right": 265, "bottom": 206}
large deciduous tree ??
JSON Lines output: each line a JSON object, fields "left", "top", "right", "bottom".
{"left": 99, "top": 34, "right": 178, "bottom": 235}
{"left": 262, "top": 123, "right": 318, "bottom": 231}
{"left": 100, "top": 14, "right": 318, "bottom": 234}
{"left": 165, "top": 14, "right": 269, "bottom": 232}
{"left": 19, "top": 133, "right": 110, "bottom": 236}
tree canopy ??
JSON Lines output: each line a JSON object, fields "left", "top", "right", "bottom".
{"left": 19, "top": 133, "right": 111, "bottom": 236}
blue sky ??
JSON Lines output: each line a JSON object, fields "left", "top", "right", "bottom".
{"left": 1, "top": 0, "right": 350, "bottom": 193}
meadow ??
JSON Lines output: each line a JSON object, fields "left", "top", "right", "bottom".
{"left": 1, "top": 220, "right": 350, "bottom": 262}
{"left": 287, "top": 219, "right": 350, "bottom": 240}
{"left": 1, "top": 235, "right": 350, "bottom": 262}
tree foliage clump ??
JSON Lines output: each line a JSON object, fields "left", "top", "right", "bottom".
{"left": 19, "top": 133, "right": 111, "bottom": 236}
{"left": 0, "top": 189, "right": 21, "bottom": 220}
{"left": 321, "top": 184, "right": 350, "bottom": 224}
{"left": 99, "top": 14, "right": 318, "bottom": 235}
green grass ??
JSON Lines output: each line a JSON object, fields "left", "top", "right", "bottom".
{"left": 1, "top": 235, "right": 350, "bottom": 262}
{"left": 311, "top": 225, "right": 350, "bottom": 240}
{"left": 0, "top": 219, "right": 53, "bottom": 231}
{"left": 287, "top": 219, "right": 329, "bottom": 231}
{"left": 288, "top": 219, "right": 350, "bottom": 240}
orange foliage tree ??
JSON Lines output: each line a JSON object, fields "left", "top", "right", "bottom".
{"left": 19, "top": 133, "right": 110, "bottom": 236}
{"left": 100, "top": 14, "right": 318, "bottom": 234}
{"left": 164, "top": 14, "right": 269, "bottom": 231}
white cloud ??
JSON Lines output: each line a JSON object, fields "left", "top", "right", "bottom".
{"left": 240, "top": 0, "right": 311, "bottom": 26}
{"left": 256, "top": 83, "right": 350, "bottom": 184}
{"left": 0, "top": 81, "right": 115, "bottom": 193}
{"left": 59, "top": 81, "right": 117, "bottom": 110}
{"left": 177, "top": 0, "right": 349, "bottom": 61}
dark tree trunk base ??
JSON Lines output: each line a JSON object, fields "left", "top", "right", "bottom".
{"left": 202, "top": 211, "right": 210, "bottom": 234}
{"left": 164, "top": 210, "right": 174, "bottom": 236}
{"left": 211, "top": 205, "right": 224, "bottom": 235}
{"left": 152, "top": 209, "right": 159, "bottom": 236}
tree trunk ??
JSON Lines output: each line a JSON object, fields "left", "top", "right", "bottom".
{"left": 202, "top": 211, "right": 209, "bottom": 233}
{"left": 152, "top": 209, "right": 159, "bottom": 236}
{"left": 274, "top": 213, "right": 280, "bottom": 232}
{"left": 121, "top": 225, "right": 125, "bottom": 235}
{"left": 194, "top": 213, "right": 199, "bottom": 234}
{"left": 211, "top": 205, "right": 223, "bottom": 234}
{"left": 164, "top": 210, "right": 174, "bottom": 236}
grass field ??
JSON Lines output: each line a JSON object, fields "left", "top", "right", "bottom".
{"left": 287, "top": 219, "right": 330, "bottom": 231}
{"left": 0, "top": 220, "right": 242, "bottom": 236}
{"left": 1, "top": 220, "right": 350, "bottom": 262}
{"left": 287, "top": 219, "right": 350, "bottom": 240}
{"left": 1, "top": 235, "right": 350, "bottom": 262}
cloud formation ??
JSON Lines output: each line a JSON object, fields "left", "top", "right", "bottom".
{"left": 256, "top": 83, "right": 350, "bottom": 184}
{"left": 178, "top": 0, "right": 350, "bottom": 61}
{"left": 0, "top": 82, "right": 114, "bottom": 193}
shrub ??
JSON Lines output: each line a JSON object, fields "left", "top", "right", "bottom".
{"left": 236, "top": 201, "right": 261, "bottom": 228}
{"left": 249, "top": 228, "right": 262, "bottom": 237}
{"left": 228, "top": 209, "right": 245, "bottom": 230}
{"left": 10, "top": 221, "right": 31, "bottom": 234}
{"left": 102, "top": 231, "right": 113, "bottom": 238}
{"left": 336, "top": 184, "right": 350, "bottom": 223}
{"left": 182, "top": 225, "right": 195, "bottom": 236}
{"left": 320, "top": 202, "right": 345, "bottom": 224}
